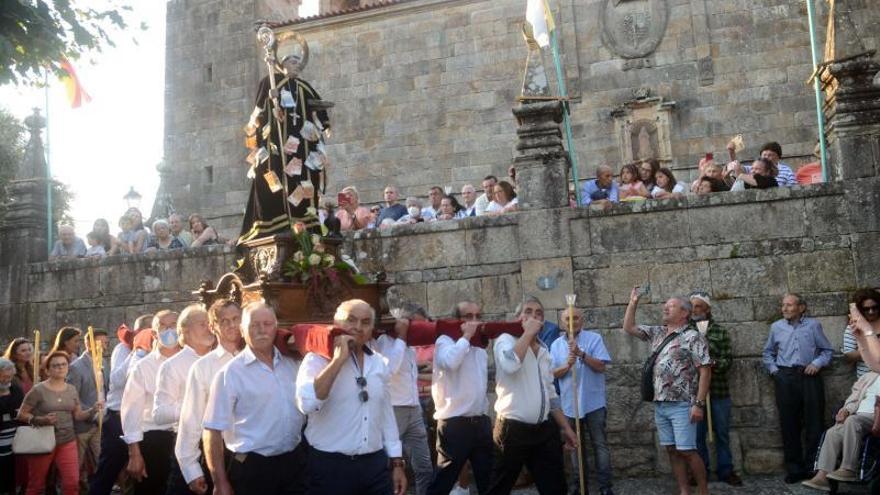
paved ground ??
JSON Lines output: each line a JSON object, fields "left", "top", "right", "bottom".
{"left": 504, "top": 475, "right": 873, "bottom": 494}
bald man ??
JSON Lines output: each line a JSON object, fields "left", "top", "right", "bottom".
{"left": 49, "top": 225, "right": 87, "bottom": 260}
{"left": 580, "top": 165, "right": 619, "bottom": 208}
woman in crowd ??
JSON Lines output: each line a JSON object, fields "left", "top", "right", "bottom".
{"left": 691, "top": 161, "right": 727, "bottom": 193}
{"left": 638, "top": 159, "right": 660, "bottom": 192}
{"left": 3, "top": 338, "right": 35, "bottom": 394}
{"left": 731, "top": 158, "right": 779, "bottom": 189}
{"left": 396, "top": 197, "right": 426, "bottom": 225}
{"left": 17, "top": 350, "right": 103, "bottom": 495}
{"left": 695, "top": 177, "right": 728, "bottom": 195}
{"left": 335, "top": 186, "right": 372, "bottom": 231}
{"left": 144, "top": 219, "right": 184, "bottom": 252}
{"left": 49, "top": 328, "right": 82, "bottom": 359}
{"left": 91, "top": 219, "right": 121, "bottom": 256}
{"left": 437, "top": 195, "right": 463, "bottom": 221}
{"left": 618, "top": 163, "right": 650, "bottom": 201}
{"left": 486, "top": 180, "right": 518, "bottom": 215}
{"left": 1, "top": 357, "right": 24, "bottom": 495}
{"left": 127, "top": 209, "right": 150, "bottom": 254}
{"left": 189, "top": 214, "right": 222, "bottom": 247}
{"left": 651, "top": 167, "right": 686, "bottom": 199}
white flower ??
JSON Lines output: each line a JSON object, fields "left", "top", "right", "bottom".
{"left": 308, "top": 254, "right": 322, "bottom": 266}
{"left": 311, "top": 234, "right": 321, "bottom": 245}
{"left": 293, "top": 251, "right": 304, "bottom": 262}
{"left": 322, "top": 254, "right": 335, "bottom": 266}
{"left": 306, "top": 206, "right": 317, "bottom": 217}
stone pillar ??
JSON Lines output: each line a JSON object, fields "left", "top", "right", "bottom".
{"left": 819, "top": 0, "right": 880, "bottom": 180}
{"left": 0, "top": 109, "right": 51, "bottom": 266}
{"left": 511, "top": 100, "right": 570, "bottom": 210}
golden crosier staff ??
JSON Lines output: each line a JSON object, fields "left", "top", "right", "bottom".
{"left": 87, "top": 326, "right": 105, "bottom": 435}
{"left": 565, "top": 294, "right": 586, "bottom": 495}
{"left": 33, "top": 329, "right": 41, "bottom": 382}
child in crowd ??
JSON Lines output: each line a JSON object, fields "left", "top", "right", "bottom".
{"left": 618, "top": 163, "right": 650, "bottom": 201}
{"left": 651, "top": 167, "right": 686, "bottom": 199}
{"left": 85, "top": 232, "right": 107, "bottom": 257}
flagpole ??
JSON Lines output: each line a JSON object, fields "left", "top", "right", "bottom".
{"left": 546, "top": 4, "right": 582, "bottom": 206}
{"left": 44, "top": 69, "right": 53, "bottom": 254}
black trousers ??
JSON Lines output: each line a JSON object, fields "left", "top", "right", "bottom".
{"left": 427, "top": 415, "right": 494, "bottom": 495}
{"left": 165, "top": 440, "right": 220, "bottom": 495}
{"left": 134, "top": 430, "right": 176, "bottom": 495}
{"left": 774, "top": 367, "right": 826, "bottom": 475}
{"left": 88, "top": 410, "right": 127, "bottom": 495}
{"left": 487, "top": 418, "right": 566, "bottom": 495}
{"left": 228, "top": 443, "right": 307, "bottom": 495}
{"left": 308, "top": 447, "right": 391, "bottom": 495}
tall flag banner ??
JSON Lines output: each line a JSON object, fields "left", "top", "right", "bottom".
{"left": 59, "top": 58, "right": 92, "bottom": 108}
{"left": 526, "top": 0, "right": 555, "bottom": 48}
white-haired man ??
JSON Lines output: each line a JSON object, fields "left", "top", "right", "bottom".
{"left": 121, "top": 310, "right": 181, "bottom": 495}
{"left": 204, "top": 302, "right": 306, "bottom": 495}
{"left": 49, "top": 224, "right": 87, "bottom": 260}
{"left": 459, "top": 184, "right": 478, "bottom": 217}
{"left": 297, "top": 299, "right": 406, "bottom": 495}
{"left": 175, "top": 299, "right": 243, "bottom": 495}
{"left": 153, "top": 304, "right": 216, "bottom": 495}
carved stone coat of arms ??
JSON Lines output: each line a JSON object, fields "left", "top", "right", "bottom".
{"left": 601, "top": 0, "right": 669, "bottom": 59}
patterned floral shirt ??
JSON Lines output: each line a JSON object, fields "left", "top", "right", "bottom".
{"left": 638, "top": 324, "right": 711, "bottom": 403}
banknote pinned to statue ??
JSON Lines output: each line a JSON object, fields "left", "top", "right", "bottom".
{"left": 285, "top": 156, "right": 303, "bottom": 177}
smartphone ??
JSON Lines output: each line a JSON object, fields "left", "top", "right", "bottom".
{"left": 705, "top": 152, "right": 714, "bottom": 162}
{"left": 337, "top": 192, "right": 351, "bottom": 208}
{"left": 637, "top": 284, "right": 651, "bottom": 297}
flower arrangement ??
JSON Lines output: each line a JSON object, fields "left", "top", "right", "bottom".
{"left": 283, "top": 222, "right": 366, "bottom": 286}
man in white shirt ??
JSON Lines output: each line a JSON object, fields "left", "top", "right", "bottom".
{"left": 421, "top": 186, "right": 443, "bottom": 220}
{"left": 203, "top": 302, "right": 306, "bottom": 495}
{"left": 297, "top": 299, "right": 407, "bottom": 495}
{"left": 153, "top": 304, "right": 216, "bottom": 495}
{"left": 175, "top": 299, "right": 242, "bottom": 495}
{"left": 121, "top": 310, "right": 181, "bottom": 495}
{"left": 474, "top": 175, "right": 497, "bottom": 216}
{"left": 90, "top": 314, "right": 153, "bottom": 495}
{"left": 374, "top": 303, "right": 433, "bottom": 495}
{"left": 458, "top": 184, "right": 478, "bottom": 218}
{"left": 427, "top": 301, "right": 492, "bottom": 495}
{"left": 487, "top": 313, "right": 577, "bottom": 495}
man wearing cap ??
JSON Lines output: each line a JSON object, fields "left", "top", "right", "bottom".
{"left": 689, "top": 291, "right": 741, "bottom": 486}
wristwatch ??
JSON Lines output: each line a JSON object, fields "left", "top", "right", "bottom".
{"left": 390, "top": 457, "right": 406, "bottom": 469}
{"left": 692, "top": 399, "right": 706, "bottom": 409}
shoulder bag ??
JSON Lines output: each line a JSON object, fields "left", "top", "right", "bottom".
{"left": 12, "top": 424, "right": 56, "bottom": 454}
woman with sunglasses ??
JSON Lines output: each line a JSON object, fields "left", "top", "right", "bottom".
{"left": 846, "top": 289, "right": 880, "bottom": 373}
{"left": 842, "top": 289, "right": 880, "bottom": 379}
{"left": 17, "top": 350, "right": 103, "bottom": 495}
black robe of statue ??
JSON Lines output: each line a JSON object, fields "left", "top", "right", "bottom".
{"left": 238, "top": 74, "right": 330, "bottom": 245}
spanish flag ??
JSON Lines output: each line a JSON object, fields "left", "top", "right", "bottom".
{"left": 59, "top": 58, "right": 92, "bottom": 109}
{"left": 526, "top": 0, "right": 555, "bottom": 48}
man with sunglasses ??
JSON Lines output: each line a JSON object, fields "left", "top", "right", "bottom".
{"left": 203, "top": 302, "right": 306, "bottom": 495}
{"left": 296, "top": 299, "right": 407, "bottom": 495}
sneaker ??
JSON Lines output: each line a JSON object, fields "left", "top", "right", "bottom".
{"left": 721, "top": 472, "right": 743, "bottom": 486}
{"left": 801, "top": 477, "right": 831, "bottom": 492}
{"left": 450, "top": 484, "right": 470, "bottom": 495}
{"left": 827, "top": 468, "right": 859, "bottom": 482}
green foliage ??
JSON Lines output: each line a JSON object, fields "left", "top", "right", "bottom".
{"left": 0, "top": 1, "right": 135, "bottom": 85}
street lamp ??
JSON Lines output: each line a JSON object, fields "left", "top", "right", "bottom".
{"left": 123, "top": 186, "right": 142, "bottom": 210}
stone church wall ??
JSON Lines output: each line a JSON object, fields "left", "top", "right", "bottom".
{"left": 161, "top": 0, "right": 879, "bottom": 237}
{"left": 4, "top": 180, "right": 879, "bottom": 475}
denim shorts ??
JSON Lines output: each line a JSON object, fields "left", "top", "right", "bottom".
{"left": 655, "top": 401, "right": 697, "bottom": 450}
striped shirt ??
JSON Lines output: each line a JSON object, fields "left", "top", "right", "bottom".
{"left": 0, "top": 385, "right": 24, "bottom": 458}
{"left": 842, "top": 325, "right": 871, "bottom": 378}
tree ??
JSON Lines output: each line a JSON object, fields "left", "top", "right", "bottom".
{"left": 0, "top": 1, "right": 136, "bottom": 85}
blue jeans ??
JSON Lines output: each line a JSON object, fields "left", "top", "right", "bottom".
{"left": 568, "top": 407, "right": 613, "bottom": 493}
{"left": 696, "top": 396, "right": 734, "bottom": 479}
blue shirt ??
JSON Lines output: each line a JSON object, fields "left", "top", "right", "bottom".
{"left": 538, "top": 321, "right": 563, "bottom": 348}
{"left": 377, "top": 203, "right": 407, "bottom": 225}
{"left": 762, "top": 317, "right": 833, "bottom": 374}
{"left": 550, "top": 329, "right": 612, "bottom": 417}
{"left": 580, "top": 180, "right": 619, "bottom": 206}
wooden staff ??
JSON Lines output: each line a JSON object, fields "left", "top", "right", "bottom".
{"left": 87, "top": 326, "right": 105, "bottom": 435}
{"left": 695, "top": 320, "right": 714, "bottom": 443}
{"left": 566, "top": 295, "right": 586, "bottom": 495}
{"left": 33, "top": 329, "right": 41, "bottom": 382}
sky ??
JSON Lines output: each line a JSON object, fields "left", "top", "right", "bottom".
{"left": 0, "top": 0, "right": 319, "bottom": 236}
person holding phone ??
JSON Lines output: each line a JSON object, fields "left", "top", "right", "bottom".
{"left": 335, "top": 186, "right": 372, "bottom": 231}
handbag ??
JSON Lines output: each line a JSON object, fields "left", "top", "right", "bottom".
{"left": 12, "top": 425, "right": 56, "bottom": 454}
{"left": 640, "top": 329, "right": 690, "bottom": 402}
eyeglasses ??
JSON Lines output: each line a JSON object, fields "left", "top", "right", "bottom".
{"left": 49, "top": 363, "right": 68, "bottom": 369}
{"left": 860, "top": 305, "right": 880, "bottom": 314}
{"left": 355, "top": 376, "right": 369, "bottom": 403}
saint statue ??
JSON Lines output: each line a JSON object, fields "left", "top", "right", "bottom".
{"left": 238, "top": 27, "right": 332, "bottom": 246}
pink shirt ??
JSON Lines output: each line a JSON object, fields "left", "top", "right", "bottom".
{"left": 335, "top": 206, "right": 372, "bottom": 231}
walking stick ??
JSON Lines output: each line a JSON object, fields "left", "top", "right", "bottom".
{"left": 566, "top": 294, "right": 586, "bottom": 495}
{"left": 33, "top": 329, "right": 41, "bottom": 381}
{"left": 87, "top": 326, "right": 105, "bottom": 435}
{"left": 695, "top": 320, "right": 714, "bottom": 444}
